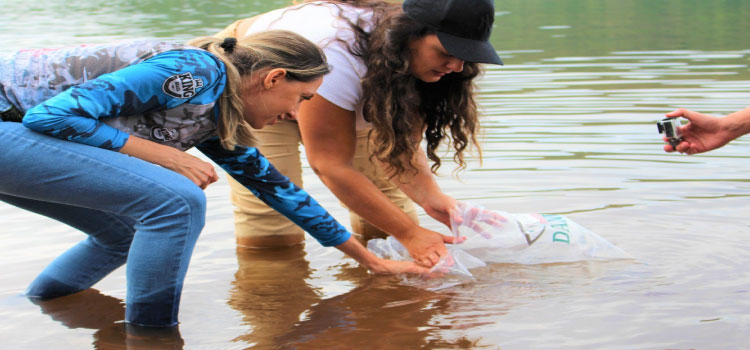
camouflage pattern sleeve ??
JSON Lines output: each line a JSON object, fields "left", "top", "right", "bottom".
{"left": 196, "top": 137, "right": 352, "bottom": 247}
{"left": 22, "top": 50, "right": 225, "bottom": 150}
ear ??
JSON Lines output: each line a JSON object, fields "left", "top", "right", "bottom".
{"left": 262, "top": 68, "right": 287, "bottom": 89}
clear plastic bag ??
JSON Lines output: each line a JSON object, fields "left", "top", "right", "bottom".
{"left": 449, "top": 202, "right": 632, "bottom": 265}
{"left": 367, "top": 201, "right": 632, "bottom": 289}
{"left": 367, "top": 234, "right": 486, "bottom": 290}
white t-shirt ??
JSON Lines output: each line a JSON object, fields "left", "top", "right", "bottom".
{"left": 241, "top": 2, "right": 371, "bottom": 130}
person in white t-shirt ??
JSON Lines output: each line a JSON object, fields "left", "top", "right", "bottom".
{"left": 214, "top": 0, "right": 503, "bottom": 268}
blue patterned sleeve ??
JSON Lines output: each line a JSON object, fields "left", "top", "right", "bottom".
{"left": 196, "top": 137, "right": 352, "bottom": 247}
{"left": 22, "top": 50, "right": 225, "bottom": 150}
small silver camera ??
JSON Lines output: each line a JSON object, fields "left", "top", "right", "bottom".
{"left": 656, "top": 118, "right": 683, "bottom": 147}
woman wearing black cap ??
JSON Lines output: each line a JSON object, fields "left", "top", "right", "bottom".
{"left": 215, "top": 0, "right": 504, "bottom": 268}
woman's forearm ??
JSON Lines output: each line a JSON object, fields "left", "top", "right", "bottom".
{"left": 388, "top": 148, "right": 444, "bottom": 208}
{"left": 119, "top": 134, "right": 174, "bottom": 166}
{"left": 296, "top": 95, "right": 450, "bottom": 266}
{"left": 120, "top": 135, "right": 218, "bottom": 189}
{"left": 723, "top": 107, "right": 750, "bottom": 140}
{"left": 335, "top": 236, "right": 383, "bottom": 270}
{"left": 314, "top": 162, "right": 419, "bottom": 239}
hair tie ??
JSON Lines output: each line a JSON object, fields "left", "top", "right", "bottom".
{"left": 220, "top": 37, "right": 237, "bottom": 53}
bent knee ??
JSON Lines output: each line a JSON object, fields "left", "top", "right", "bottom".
{"left": 175, "top": 185, "right": 207, "bottom": 229}
{"left": 181, "top": 184, "right": 207, "bottom": 214}
{"left": 141, "top": 184, "right": 207, "bottom": 232}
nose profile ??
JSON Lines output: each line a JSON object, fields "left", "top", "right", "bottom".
{"left": 447, "top": 57, "right": 464, "bottom": 73}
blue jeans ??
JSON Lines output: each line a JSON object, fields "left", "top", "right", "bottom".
{"left": 0, "top": 122, "right": 206, "bottom": 327}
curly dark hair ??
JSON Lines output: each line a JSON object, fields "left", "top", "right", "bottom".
{"left": 302, "top": 0, "right": 483, "bottom": 177}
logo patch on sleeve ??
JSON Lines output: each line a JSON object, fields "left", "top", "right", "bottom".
{"left": 151, "top": 127, "right": 179, "bottom": 142}
{"left": 162, "top": 72, "right": 204, "bottom": 99}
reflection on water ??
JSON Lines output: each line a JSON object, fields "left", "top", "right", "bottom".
{"left": 1, "top": 0, "right": 750, "bottom": 349}
{"left": 27, "top": 289, "right": 184, "bottom": 350}
{"left": 228, "top": 246, "right": 319, "bottom": 349}
{"left": 228, "top": 246, "right": 489, "bottom": 349}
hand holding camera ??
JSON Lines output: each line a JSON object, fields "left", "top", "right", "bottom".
{"left": 656, "top": 117, "right": 683, "bottom": 148}
{"left": 659, "top": 108, "right": 750, "bottom": 155}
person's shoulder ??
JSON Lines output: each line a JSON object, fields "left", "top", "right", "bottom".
{"left": 142, "top": 49, "right": 225, "bottom": 97}
{"left": 150, "top": 48, "right": 222, "bottom": 71}
{"left": 301, "top": 2, "right": 376, "bottom": 30}
{"left": 247, "top": 2, "right": 373, "bottom": 42}
{"left": 98, "top": 39, "right": 214, "bottom": 69}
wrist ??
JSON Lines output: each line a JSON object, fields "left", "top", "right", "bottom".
{"left": 386, "top": 220, "right": 422, "bottom": 241}
{"left": 335, "top": 236, "right": 384, "bottom": 271}
{"left": 417, "top": 191, "right": 455, "bottom": 215}
{"left": 722, "top": 110, "right": 750, "bottom": 139}
{"left": 361, "top": 256, "right": 387, "bottom": 273}
{"left": 407, "top": 186, "right": 438, "bottom": 209}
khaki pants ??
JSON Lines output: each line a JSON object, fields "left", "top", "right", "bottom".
{"left": 228, "top": 120, "right": 419, "bottom": 248}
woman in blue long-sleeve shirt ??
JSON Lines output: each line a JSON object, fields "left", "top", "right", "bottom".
{"left": 0, "top": 30, "right": 426, "bottom": 327}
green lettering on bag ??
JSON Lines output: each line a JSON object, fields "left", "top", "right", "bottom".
{"left": 542, "top": 214, "right": 571, "bottom": 244}
{"left": 552, "top": 231, "right": 570, "bottom": 244}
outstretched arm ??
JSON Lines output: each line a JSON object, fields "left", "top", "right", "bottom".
{"left": 297, "top": 95, "right": 455, "bottom": 267}
{"left": 387, "top": 147, "right": 506, "bottom": 238}
{"left": 386, "top": 147, "right": 456, "bottom": 228}
{"left": 196, "top": 138, "right": 428, "bottom": 274}
{"left": 663, "top": 107, "right": 750, "bottom": 154}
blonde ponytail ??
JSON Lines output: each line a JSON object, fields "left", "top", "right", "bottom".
{"left": 187, "top": 30, "right": 329, "bottom": 150}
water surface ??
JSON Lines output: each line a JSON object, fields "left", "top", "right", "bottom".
{"left": 1, "top": 1, "right": 749, "bottom": 349}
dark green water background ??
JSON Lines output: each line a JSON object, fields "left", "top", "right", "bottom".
{"left": 1, "top": 1, "right": 749, "bottom": 349}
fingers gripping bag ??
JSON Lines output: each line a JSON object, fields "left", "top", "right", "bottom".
{"left": 366, "top": 233, "right": 487, "bottom": 290}
{"left": 367, "top": 201, "right": 632, "bottom": 289}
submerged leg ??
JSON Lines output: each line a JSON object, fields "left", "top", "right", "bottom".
{"left": 0, "top": 194, "right": 135, "bottom": 298}
{"left": 0, "top": 122, "right": 206, "bottom": 326}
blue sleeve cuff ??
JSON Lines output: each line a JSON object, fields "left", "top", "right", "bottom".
{"left": 317, "top": 231, "right": 352, "bottom": 247}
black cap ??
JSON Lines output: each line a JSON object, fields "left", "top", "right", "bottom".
{"left": 403, "top": 0, "right": 503, "bottom": 65}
